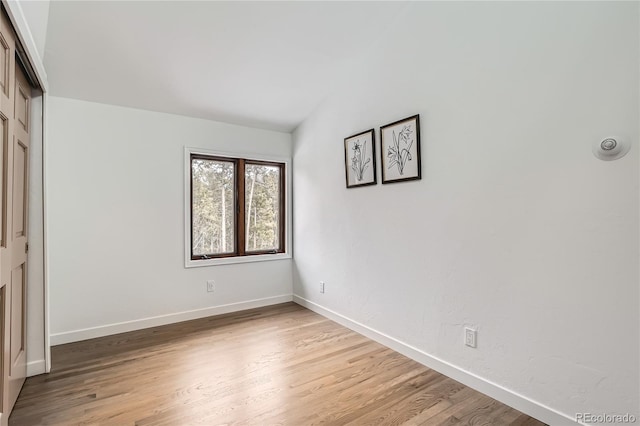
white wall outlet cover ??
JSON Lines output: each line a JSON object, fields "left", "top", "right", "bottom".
{"left": 464, "top": 327, "right": 477, "bottom": 348}
{"left": 592, "top": 136, "right": 630, "bottom": 161}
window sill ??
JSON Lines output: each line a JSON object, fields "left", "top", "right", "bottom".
{"left": 184, "top": 252, "right": 292, "bottom": 268}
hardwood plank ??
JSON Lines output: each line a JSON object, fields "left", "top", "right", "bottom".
{"left": 8, "top": 303, "right": 547, "bottom": 426}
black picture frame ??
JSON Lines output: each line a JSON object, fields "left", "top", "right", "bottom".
{"left": 344, "top": 128, "right": 377, "bottom": 188}
{"left": 380, "top": 114, "right": 421, "bottom": 184}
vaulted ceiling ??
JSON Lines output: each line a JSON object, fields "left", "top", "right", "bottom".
{"left": 43, "top": 1, "right": 407, "bottom": 132}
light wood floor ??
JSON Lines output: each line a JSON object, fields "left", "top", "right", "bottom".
{"left": 10, "top": 303, "right": 546, "bottom": 425}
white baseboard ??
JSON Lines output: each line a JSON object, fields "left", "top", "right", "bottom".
{"left": 27, "top": 359, "right": 46, "bottom": 377}
{"left": 51, "top": 294, "right": 293, "bottom": 346}
{"left": 293, "top": 295, "right": 577, "bottom": 426}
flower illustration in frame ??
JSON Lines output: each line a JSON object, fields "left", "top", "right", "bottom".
{"left": 380, "top": 115, "right": 421, "bottom": 183}
{"left": 344, "top": 129, "right": 376, "bottom": 188}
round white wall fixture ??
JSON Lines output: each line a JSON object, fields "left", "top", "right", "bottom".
{"left": 592, "top": 137, "right": 630, "bottom": 161}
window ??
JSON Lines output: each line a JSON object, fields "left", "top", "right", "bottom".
{"left": 186, "top": 148, "right": 290, "bottom": 266}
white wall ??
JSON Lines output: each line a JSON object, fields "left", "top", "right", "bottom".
{"left": 293, "top": 2, "right": 638, "bottom": 424}
{"left": 47, "top": 96, "right": 292, "bottom": 343}
{"left": 17, "top": 0, "right": 50, "bottom": 62}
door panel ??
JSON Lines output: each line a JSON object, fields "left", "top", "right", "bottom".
{"left": 0, "top": 11, "right": 12, "bottom": 118}
{"left": 0, "top": 286, "right": 5, "bottom": 414}
{"left": 6, "top": 61, "right": 29, "bottom": 413}
{"left": 9, "top": 264, "right": 22, "bottom": 366}
{"left": 0, "top": 115, "right": 6, "bottom": 249}
{"left": 11, "top": 138, "right": 25, "bottom": 239}
{"left": 0, "top": 33, "right": 9, "bottom": 100}
{"left": 0, "top": 8, "right": 14, "bottom": 421}
{"left": 14, "top": 85, "right": 26, "bottom": 133}
{"left": 0, "top": 8, "right": 32, "bottom": 421}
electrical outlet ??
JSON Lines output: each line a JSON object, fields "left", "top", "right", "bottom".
{"left": 207, "top": 280, "right": 215, "bottom": 293}
{"left": 464, "top": 327, "right": 477, "bottom": 348}
{"left": 320, "top": 281, "right": 325, "bottom": 293}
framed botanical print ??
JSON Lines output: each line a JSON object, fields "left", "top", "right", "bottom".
{"left": 344, "top": 128, "right": 376, "bottom": 188}
{"left": 380, "top": 115, "right": 421, "bottom": 184}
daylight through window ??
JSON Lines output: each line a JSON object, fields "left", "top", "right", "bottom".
{"left": 190, "top": 154, "right": 285, "bottom": 260}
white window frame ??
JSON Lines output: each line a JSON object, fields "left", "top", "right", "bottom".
{"left": 184, "top": 146, "right": 293, "bottom": 268}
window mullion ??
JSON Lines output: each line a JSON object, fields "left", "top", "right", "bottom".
{"left": 237, "top": 159, "right": 246, "bottom": 256}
